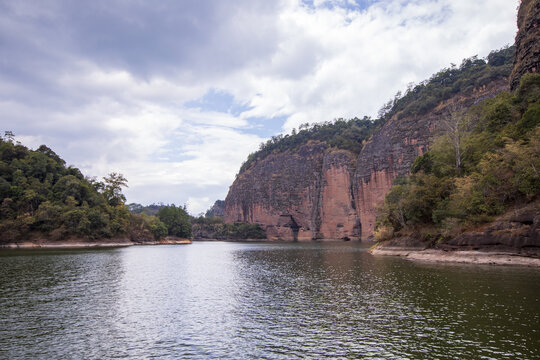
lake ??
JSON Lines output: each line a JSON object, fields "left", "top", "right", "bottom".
{"left": 1, "top": 242, "right": 539, "bottom": 359}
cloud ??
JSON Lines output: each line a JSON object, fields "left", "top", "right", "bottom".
{"left": 0, "top": 0, "right": 518, "bottom": 214}
{"left": 235, "top": 0, "right": 518, "bottom": 131}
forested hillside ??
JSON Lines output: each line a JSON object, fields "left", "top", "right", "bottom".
{"left": 375, "top": 73, "right": 540, "bottom": 242}
{"left": 0, "top": 136, "right": 190, "bottom": 244}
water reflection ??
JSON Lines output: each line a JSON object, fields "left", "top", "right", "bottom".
{"left": 0, "top": 243, "right": 539, "bottom": 359}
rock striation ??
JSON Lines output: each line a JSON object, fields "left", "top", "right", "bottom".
{"left": 510, "top": 0, "right": 540, "bottom": 90}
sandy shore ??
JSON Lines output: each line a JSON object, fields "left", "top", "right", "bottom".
{"left": 370, "top": 247, "right": 540, "bottom": 267}
{"left": 0, "top": 242, "right": 134, "bottom": 249}
{"left": 0, "top": 238, "right": 192, "bottom": 249}
{"left": 138, "top": 238, "right": 192, "bottom": 245}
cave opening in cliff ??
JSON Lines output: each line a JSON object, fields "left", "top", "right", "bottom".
{"left": 278, "top": 214, "right": 300, "bottom": 242}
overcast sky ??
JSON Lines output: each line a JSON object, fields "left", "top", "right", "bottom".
{"left": 0, "top": 0, "right": 518, "bottom": 214}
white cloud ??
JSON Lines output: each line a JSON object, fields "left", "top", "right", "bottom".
{"left": 228, "top": 0, "right": 517, "bottom": 132}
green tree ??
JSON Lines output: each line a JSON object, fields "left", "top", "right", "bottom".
{"left": 149, "top": 217, "right": 168, "bottom": 239}
{"left": 157, "top": 205, "right": 192, "bottom": 238}
{"left": 102, "top": 173, "right": 128, "bottom": 207}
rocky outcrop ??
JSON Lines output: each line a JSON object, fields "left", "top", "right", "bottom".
{"left": 510, "top": 0, "right": 540, "bottom": 90}
{"left": 224, "top": 80, "right": 507, "bottom": 241}
{"left": 436, "top": 201, "right": 540, "bottom": 256}
{"left": 372, "top": 201, "right": 540, "bottom": 263}
{"left": 225, "top": 143, "right": 360, "bottom": 240}
{"left": 353, "top": 79, "right": 509, "bottom": 238}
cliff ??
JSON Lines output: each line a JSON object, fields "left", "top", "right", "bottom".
{"left": 510, "top": 0, "right": 540, "bottom": 90}
{"left": 225, "top": 6, "right": 528, "bottom": 241}
{"left": 354, "top": 79, "right": 509, "bottom": 237}
{"left": 225, "top": 142, "right": 360, "bottom": 240}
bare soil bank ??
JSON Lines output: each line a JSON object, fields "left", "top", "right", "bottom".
{"left": 0, "top": 236, "right": 191, "bottom": 249}
{"left": 370, "top": 247, "right": 540, "bottom": 267}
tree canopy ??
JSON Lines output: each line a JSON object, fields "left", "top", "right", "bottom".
{"left": 0, "top": 136, "right": 180, "bottom": 243}
{"left": 157, "top": 205, "right": 192, "bottom": 238}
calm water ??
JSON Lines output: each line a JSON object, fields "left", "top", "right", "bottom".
{"left": 1, "top": 242, "right": 539, "bottom": 359}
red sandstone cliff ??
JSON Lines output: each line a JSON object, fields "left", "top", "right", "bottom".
{"left": 510, "top": 0, "right": 540, "bottom": 90}
{"left": 224, "top": 80, "right": 508, "bottom": 241}
{"left": 225, "top": 142, "right": 360, "bottom": 240}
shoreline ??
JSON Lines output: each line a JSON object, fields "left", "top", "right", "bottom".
{"left": 370, "top": 247, "right": 540, "bottom": 267}
{"left": 0, "top": 242, "right": 134, "bottom": 249}
{"left": 0, "top": 238, "right": 192, "bottom": 249}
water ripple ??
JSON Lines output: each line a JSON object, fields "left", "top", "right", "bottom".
{"left": 1, "top": 243, "right": 539, "bottom": 359}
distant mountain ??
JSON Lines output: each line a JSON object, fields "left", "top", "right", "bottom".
{"left": 127, "top": 203, "right": 167, "bottom": 216}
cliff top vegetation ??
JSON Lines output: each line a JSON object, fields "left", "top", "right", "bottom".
{"left": 380, "top": 45, "right": 515, "bottom": 121}
{"left": 239, "top": 46, "right": 515, "bottom": 174}
{"left": 239, "top": 116, "right": 381, "bottom": 173}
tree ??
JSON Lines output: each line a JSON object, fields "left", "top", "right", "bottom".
{"left": 4, "top": 131, "right": 15, "bottom": 142}
{"left": 102, "top": 172, "right": 128, "bottom": 207}
{"left": 149, "top": 217, "right": 168, "bottom": 239}
{"left": 157, "top": 205, "right": 192, "bottom": 238}
{"left": 439, "top": 102, "right": 471, "bottom": 175}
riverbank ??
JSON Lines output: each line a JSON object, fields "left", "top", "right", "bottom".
{"left": 370, "top": 246, "right": 540, "bottom": 267}
{"left": 370, "top": 200, "right": 540, "bottom": 267}
{"left": 0, "top": 236, "right": 191, "bottom": 249}
{"left": 138, "top": 237, "right": 192, "bottom": 245}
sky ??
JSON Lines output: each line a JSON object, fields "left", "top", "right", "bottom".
{"left": 0, "top": 0, "right": 519, "bottom": 215}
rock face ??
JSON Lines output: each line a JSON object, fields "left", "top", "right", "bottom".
{"left": 437, "top": 201, "right": 540, "bottom": 256}
{"left": 510, "top": 0, "right": 540, "bottom": 90}
{"left": 225, "top": 142, "right": 360, "bottom": 240}
{"left": 225, "top": 80, "right": 507, "bottom": 241}
{"left": 319, "top": 150, "right": 360, "bottom": 240}
{"left": 353, "top": 79, "right": 509, "bottom": 238}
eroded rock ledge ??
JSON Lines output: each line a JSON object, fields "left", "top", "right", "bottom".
{"left": 370, "top": 202, "right": 540, "bottom": 266}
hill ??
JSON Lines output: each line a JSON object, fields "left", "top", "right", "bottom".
{"left": 0, "top": 137, "right": 189, "bottom": 245}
